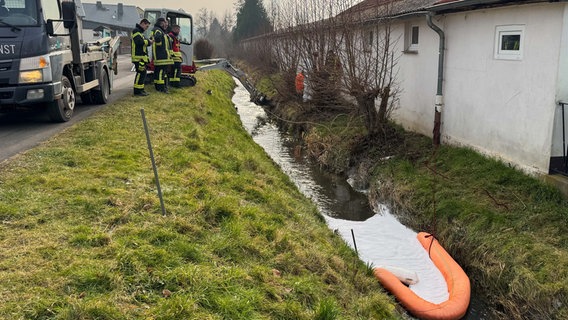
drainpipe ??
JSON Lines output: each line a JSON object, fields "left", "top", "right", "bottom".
{"left": 426, "top": 13, "right": 445, "bottom": 147}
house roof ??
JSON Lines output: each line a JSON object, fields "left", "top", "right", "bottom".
{"left": 340, "top": 0, "right": 559, "bottom": 20}
{"left": 82, "top": 2, "right": 141, "bottom": 30}
{"left": 338, "top": 0, "right": 439, "bottom": 19}
{"left": 428, "top": 0, "right": 556, "bottom": 13}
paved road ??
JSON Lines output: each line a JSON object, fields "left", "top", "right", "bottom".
{"left": 0, "top": 54, "right": 135, "bottom": 163}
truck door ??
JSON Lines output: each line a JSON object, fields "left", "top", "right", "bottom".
{"left": 144, "top": 9, "right": 193, "bottom": 70}
{"left": 168, "top": 13, "right": 193, "bottom": 69}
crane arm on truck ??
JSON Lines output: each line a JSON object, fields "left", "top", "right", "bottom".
{"left": 196, "top": 59, "right": 266, "bottom": 105}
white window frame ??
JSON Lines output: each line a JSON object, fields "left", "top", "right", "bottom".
{"left": 409, "top": 25, "right": 419, "bottom": 51}
{"left": 404, "top": 23, "right": 419, "bottom": 53}
{"left": 494, "top": 25, "right": 525, "bottom": 60}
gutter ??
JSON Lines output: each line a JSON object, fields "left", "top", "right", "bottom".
{"left": 362, "top": 10, "right": 446, "bottom": 146}
{"left": 426, "top": 13, "right": 445, "bottom": 146}
{"left": 430, "top": 0, "right": 560, "bottom": 13}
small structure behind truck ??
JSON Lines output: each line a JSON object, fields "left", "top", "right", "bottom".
{"left": 143, "top": 8, "right": 197, "bottom": 86}
{"left": 0, "top": 0, "right": 119, "bottom": 122}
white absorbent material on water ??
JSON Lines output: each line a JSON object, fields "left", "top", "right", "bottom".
{"left": 325, "top": 208, "right": 449, "bottom": 304}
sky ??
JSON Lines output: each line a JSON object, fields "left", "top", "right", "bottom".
{"left": 101, "top": 0, "right": 264, "bottom": 19}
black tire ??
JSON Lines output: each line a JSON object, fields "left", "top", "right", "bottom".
{"left": 181, "top": 75, "right": 196, "bottom": 87}
{"left": 145, "top": 72, "right": 154, "bottom": 84}
{"left": 93, "top": 69, "right": 109, "bottom": 104}
{"left": 80, "top": 92, "right": 94, "bottom": 105}
{"left": 48, "top": 76, "right": 75, "bottom": 122}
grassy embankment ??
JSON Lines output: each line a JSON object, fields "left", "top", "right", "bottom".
{"left": 0, "top": 71, "right": 400, "bottom": 319}
{"left": 256, "top": 71, "right": 568, "bottom": 319}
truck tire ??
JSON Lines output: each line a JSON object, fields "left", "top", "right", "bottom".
{"left": 93, "top": 69, "right": 109, "bottom": 104}
{"left": 80, "top": 92, "right": 94, "bottom": 105}
{"left": 48, "top": 76, "right": 75, "bottom": 122}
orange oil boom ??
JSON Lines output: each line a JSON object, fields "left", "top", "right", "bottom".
{"left": 374, "top": 232, "right": 471, "bottom": 320}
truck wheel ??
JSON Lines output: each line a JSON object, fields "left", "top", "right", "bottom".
{"left": 80, "top": 92, "right": 94, "bottom": 105}
{"left": 48, "top": 76, "right": 75, "bottom": 122}
{"left": 93, "top": 69, "right": 109, "bottom": 104}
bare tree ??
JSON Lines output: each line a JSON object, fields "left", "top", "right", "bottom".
{"left": 258, "top": 0, "right": 400, "bottom": 137}
{"left": 260, "top": 0, "right": 351, "bottom": 105}
{"left": 335, "top": 1, "right": 401, "bottom": 137}
{"left": 195, "top": 8, "right": 213, "bottom": 39}
{"left": 221, "top": 11, "right": 234, "bottom": 33}
{"left": 194, "top": 9, "right": 235, "bottom": 58}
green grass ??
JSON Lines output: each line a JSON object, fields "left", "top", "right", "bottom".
{"left": 0, "top": 71, "right": 399, "bottom": 319}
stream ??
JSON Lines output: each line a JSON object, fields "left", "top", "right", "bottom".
{"left": 232, "top": 80, "right": 488, "bottom": 319}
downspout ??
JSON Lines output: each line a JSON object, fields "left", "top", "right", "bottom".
{"left": 426, "top": 13, "right": 445, "bottom": 147}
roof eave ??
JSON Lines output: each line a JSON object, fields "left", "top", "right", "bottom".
{"left": 429, "top": 0, "right": 564, "bottom": 14}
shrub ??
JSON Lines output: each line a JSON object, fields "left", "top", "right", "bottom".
{"left": 195, "top": 38, "right": 214, "bottom": 60}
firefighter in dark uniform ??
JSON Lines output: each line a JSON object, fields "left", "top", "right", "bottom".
{"left": 151, "top": 17, "right": 173, "bottom": 93}
{"left": 168, "top": 25, "right": 183, "bottom": 88}
{"left": 131, "top": 19, "right": 152, "bottom": 96}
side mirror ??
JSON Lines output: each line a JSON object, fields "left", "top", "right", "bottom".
{"left": 61, "top": 1, "right": 76, "bottom": 29}
{"left": 46, "top": 19, "right": 54, "bottom": 35}
{"left": 46, "top": 19, "right": 71, "bottom": 36}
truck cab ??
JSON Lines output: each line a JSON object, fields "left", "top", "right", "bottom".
{"left": 0, "top": 0, "right": 118, "bottom": 122}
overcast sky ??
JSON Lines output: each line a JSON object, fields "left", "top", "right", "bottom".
{"left": 95, "top": 0, "right": 263, "bottom": 19}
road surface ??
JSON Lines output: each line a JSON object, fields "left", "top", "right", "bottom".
{"left": 0, "top": 54, "right": 135, "bottom": 163}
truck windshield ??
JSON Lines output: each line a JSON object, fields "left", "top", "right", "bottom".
{"left": 0, "top": 0, "right": 39, "bottom": 26}
{"left": 173, "top": 15, "right": 192, "bottom": 45}
{"left": 144, "top": 10, "right": 193, "bottom": 45}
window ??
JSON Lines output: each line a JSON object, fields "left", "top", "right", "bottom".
{"left": 404, "top": 23, "right": 419, "bottom": 52}
{"left": 168, "top": 13, "right": 192, "bottom": 45}
{"left": 144, "top": 11, "right": 193, "bottom": 45}
{"left": 495, "top": 25, "right": 525, "bottom": 60}
{"left": 410, "top": 26, "right": 419, "bottom": 49}
{"left": 363, "top": 29, "right": 373, "bottom": 52}
{"left": 41, "top": 0, "right": 60, "bottom": 20}
{"left": 0, "top": 0, "right": 39, "bottom": 26}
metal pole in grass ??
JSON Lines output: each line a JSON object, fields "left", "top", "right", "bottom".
{"left": 351, "top": 229, "right": 358, "bottom": 255}
{"left": 141, "top": 108, "right": 167, "bottom": 216}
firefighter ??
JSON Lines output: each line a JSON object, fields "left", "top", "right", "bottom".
{"left": 131, "top": 19, "right": 152, "bottom": 96}
{"left": 168, "top": 25, "right": 183, "bottom": 88}
{"left": 151, "top": 17, "right": 173, "bottom": 93}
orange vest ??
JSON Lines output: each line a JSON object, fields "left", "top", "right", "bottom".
{"left": 295, "top": 72, "right": 304, "bottom": 93}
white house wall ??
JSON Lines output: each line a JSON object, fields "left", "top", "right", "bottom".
{"left": 442, "top": 3, "right": 564, "bottom": 174}
{"left": 391, "top": 18, "right": 440, "bottom": 138}
{"left": 391, "top": 3, "right": 565, "bottom": 175}
{"left": 559, "top": 5, "right": 568, "bottom": 103}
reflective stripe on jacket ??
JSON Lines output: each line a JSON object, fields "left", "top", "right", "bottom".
{"left": 168, "top": 32, "right": 182, "bottom": 63}
{"left": 152, "top": 26, "right": 173, "bottom": 66}
{"left": 131, "top": 24, "right": 150, "bottom": 63}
